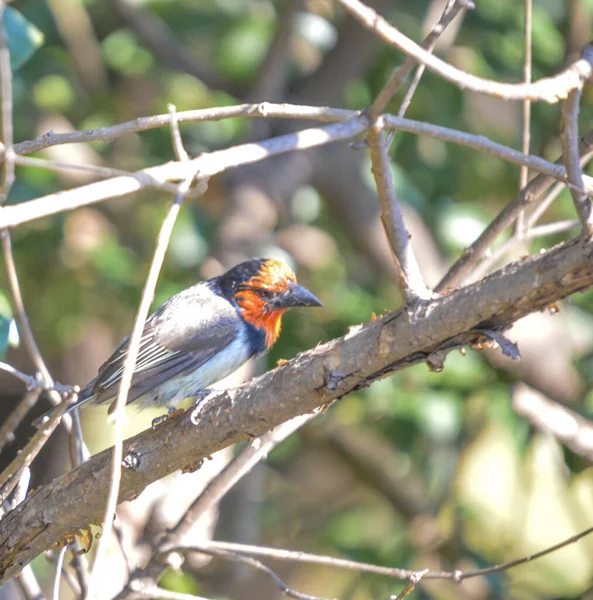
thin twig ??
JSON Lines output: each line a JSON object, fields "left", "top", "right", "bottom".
{"left": 13, "top": 155, "right": 183, "bottom": 195}
{"left": 113, "top": 515, "right": 135, "bottom": 578}
{"left": 202, "top": 524, "right": 593, "bottom": 582}
{"left": 337, "top": 0, "right": 593, "bottom": 103}
{"left": 168, "top": 104, "right": 189, "bottom": 162}
{"left": 516, "top": 0, "right": 532, "bottom": 235}
{"left": 1, "top": 230, "right": 53, "bottom": 382}
{"left": 513, "top": 386, "right": 593, "bottom": 461}
{"left": 170, "top": 414, "right": 315, "bottom": 541}
{"left": 5, "top": 466, "right": 30, "bottom": 511}
{"left": 435, "top": 128, "right": 593, "bottom": 291}
{"left": 128, "top": 585, "right": 210, "bottom": 600}
{"left": 0, "top": 362, "right": 71, "bottom": 399}
{"left": 167, "top": 545, "right": 330, "bottom": 600}
{"left": 14, "top": 565, "right": 45, "bottom": 600}
{"left": 44, "top": 548, "right": 82, "bottom": 598}
{"left": 206, "top": 539, "right": 416, "bottom": 579}
{"left": 0, "top": 116, "right": 369, "bottom": 229}
{"left": 0, "top": 1, "right": 14, "bottom": 203}
{"left": 468, "top": 219, "right": 580, "bottom": 283}
{"left": 11, "top": 103, "right": 354, "bottom": 157}
{"left": 121, "top": 414, "right": 317, "bottom": 593}
{"left": 85, "top": 110, "right": 196, "bottom": 600}
{"left": 367, "top": 118, "right": 431, "bottom": 300}
{"left": 7, "top": 111, "right": 593, "bottom": 234}
{"left": 0, "top": 390, "right": 41, "bottom": 454}
{"left": 370, "top": 0, "right": 471, "bottom": 118}
{"left": 0, "top": 397, "right": 71, "bottom": 503}
{"left": 391, "top": 569, "right": 428, "bottom": 600}
{"left": 464, "top": 136, "right": 593, "bottom": 284}
{"left": 52, "top": 545, "right": 68, "bottom": 600}
{"left": 561, "top": 89, "right": 593, "bottom": 233}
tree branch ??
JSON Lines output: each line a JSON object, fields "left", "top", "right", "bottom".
{"left": 367, "top": 118, "right": 431, "bottom": 300}
{"left": 336, "top": 0, "right": 593, "bottom": 103}
{"left": 4, "top": 109, "right": 593, "bottom": 232}
{"left": 560, "top": 89, "right": 593, "bottom": 233}
{"left": 2, "top": 234, "right": 593, "bottom": 582}
{"left": 369, "top": 0, "right": 472, "bottom": 118}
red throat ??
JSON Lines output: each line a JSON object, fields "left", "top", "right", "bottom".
{"left": 235, "top": 290, "right": 286, "bottom": 347}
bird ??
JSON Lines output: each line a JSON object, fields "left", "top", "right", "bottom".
{"left": 35, "top": 258, "right": 322, "bottom": 423}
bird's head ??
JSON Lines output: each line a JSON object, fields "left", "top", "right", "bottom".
{"left": 222, "top": 258, "right": 322, "bottom": 348}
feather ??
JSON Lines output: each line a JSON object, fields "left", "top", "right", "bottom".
{"left": 85, "top": 281, "right": 241, "bottom": 406}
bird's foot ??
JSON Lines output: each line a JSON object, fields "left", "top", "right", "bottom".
{"left": 151, "top": 406, "right": 183, "bottom": 429}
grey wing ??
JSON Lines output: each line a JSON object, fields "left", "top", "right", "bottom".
{"left": 87, "top": 284, "right": 240, "bottom": 405}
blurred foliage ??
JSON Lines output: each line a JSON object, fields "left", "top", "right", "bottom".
{"left": 3, "top": 0, "right": 593, "bottom": 599}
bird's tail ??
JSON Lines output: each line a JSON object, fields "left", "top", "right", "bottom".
{"left": 31, "top": 387, "right": 94, "bottom": 427}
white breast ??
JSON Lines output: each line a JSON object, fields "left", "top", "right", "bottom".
{"left": 140, "top": 326, "right": 252, "bottom": 409}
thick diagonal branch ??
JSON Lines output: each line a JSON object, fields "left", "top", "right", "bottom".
{"left": 1, "top": 235, "right": 593, "bottom": 582}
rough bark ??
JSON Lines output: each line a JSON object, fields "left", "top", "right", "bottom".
{"left": 1, "top": 235, "right": 593, "bottom": 582}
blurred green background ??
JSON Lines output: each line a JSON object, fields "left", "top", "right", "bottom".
{"left": 2, "top": 0, "right": 593, "bottom": 599}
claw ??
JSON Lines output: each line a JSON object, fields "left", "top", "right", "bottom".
{"left": 151, "top": 406, "right": 183, "bottom": 429}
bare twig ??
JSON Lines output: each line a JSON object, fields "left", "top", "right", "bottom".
{"left": 337, "top": 0, "right": 593, "bottom": 103}
{"left": 435, "top": 129, "right": 593, "bottom": 291}
{"left": 127, "top": 585, "right": 210, "bottom": 600}
{"left": 168, "top": 104, "right": 189, "bottom": 162}
{"left": 44, "top": 548, "right": 82, "bottom": 598}
{"left": 6, "top": 111, "right": 593, "bottom": 233}
{"left": 204, "top": 540, "right": 415, "bottom": 579}
{"left": 468, "top": 219, "right": 581, "bottom": 282}
{"left": 367, "top": 118, "right": 431, "bottom": 300}
{"left": 465, "top": 140, "right": 593, "bottom": 284}
{"left": 119, "top": 414, "right": 316, "bottom": 596}
{"left": 167, "top": 545, "right": 330, "bottom": 600}
{"left": 516, "top": 0, "right": 532, "bottom": 235}
{"left": 11, "top": 103, "right": 353, "bottom": 157}
{"left": 13, "top": 154, "right": 183, "bottom": 195}
{"left": 391, "top": 569, "right": 428, "bottom": 600}
{"left": 0, "top": 390, "right": 41, "bottom": 454}
{"left": 1, "top": 230, "right": 53, "bottom": 383}
{"left": 561, "top": 89, "right": 593, "bottom": 233}
{"left": 0, "top": 116, "right": 369, "bottom": 229}
{"left": 527, "top": 180, "right": 568, "bottom": 227}
{"left": 0, "top": 397, "right": 71, "bottom": 503}
{"left": 171, "top": 414, "right": 314, "bottom": 542}
{"left": 0, "top": 1, "right": 14, "bottom": 203}
{"left": 202, "top": 524, "right": 593, "bottom": 582}
{"left": 52, "top": 545, "right": 68, "bottom": 600}
{"left": 5, "top": 466, "right": 30, "bottom": 511}
{"left": 370, "top": 0, "right": 471, "bottom": 118}
{"left": 0, "top": 361, "right": 50, "bottom": 389}
{"left": 85, "top": 110, "right": 196, "bottom": 599}
{"left": 14, "top": 565, "right": 45, "bottom": 600}
{"left": 513, "top": 386, "right": 593, "bottom": 461}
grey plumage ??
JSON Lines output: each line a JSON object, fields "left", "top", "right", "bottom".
{"left": 79, "top": 282, "right": 242, "bottom": 411}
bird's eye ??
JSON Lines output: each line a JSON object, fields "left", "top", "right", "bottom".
{"left": 259, "top": 289, "right": 273, "bottom": 298}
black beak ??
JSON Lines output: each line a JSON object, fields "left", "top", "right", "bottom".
{"left": 277, "top": 283, "right": 323, "bottom": 309}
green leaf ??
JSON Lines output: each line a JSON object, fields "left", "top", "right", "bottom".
{"left": 3, "top": 7, "right": 44, "bottom": 71}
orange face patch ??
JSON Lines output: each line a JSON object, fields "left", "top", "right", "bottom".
{"left": 235, "top": 260, "right": 296, "bottom": 347}
{"left": 236, "top": 289, "right": 286, "bottom": 347}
